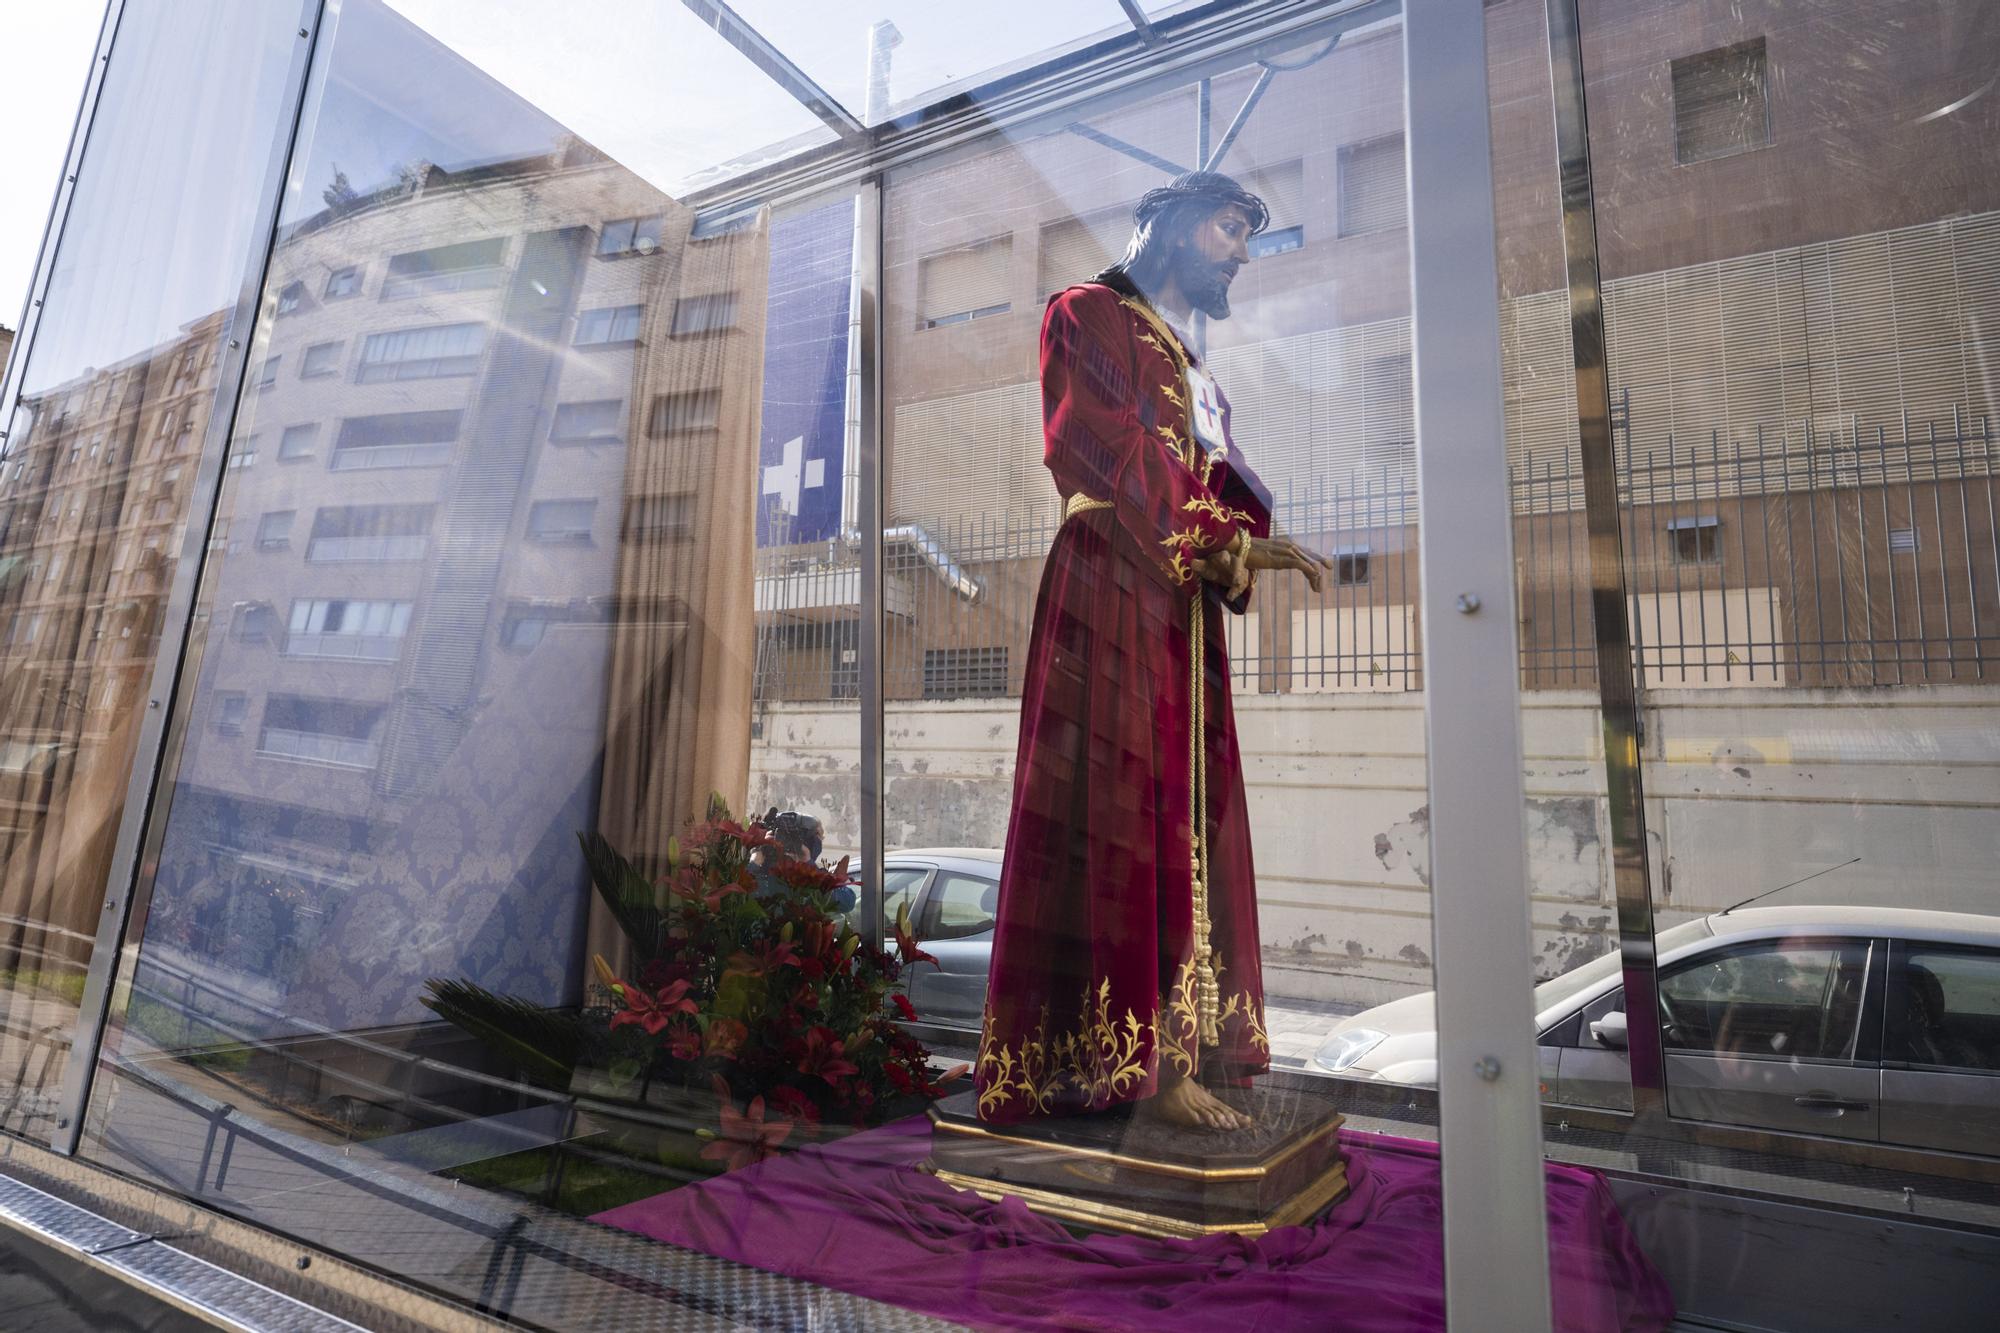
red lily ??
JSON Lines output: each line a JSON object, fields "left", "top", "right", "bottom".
{"left": 608, "top": 977, "right": 696, "bottom": 1035}
{"left": 701, "top": 1075, "right": 793, "bottom": 1172}
{"left": 796, "top": 1026, "right": 860, "bottom": 1086}
{"left": 893, "top": 903, "right": 937, "bottom": 968}
{"left": 715, "top": 819, "right": 778, "bottom": 851}
{"left": 702, "top": 876, "right": 749, "bottom": 912}
{"left": 661, "top": 866, "right": 705, "bottom": 903}
{"left": 665, "top": 1020, "right": 703, "bottom": 1061}
{"left": 726, "top": 938, "right": 801, "bottom": 979}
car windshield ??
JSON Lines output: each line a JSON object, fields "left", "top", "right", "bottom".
{"left": 1533, "top": 916, "right": 1716, "bottom": 1015}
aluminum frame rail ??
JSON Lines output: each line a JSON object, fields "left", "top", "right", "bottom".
{"left": 1404, "top": 2, "right": 1555, "bottom": 1328}
{"left": 50, "top": 0, "right": 330, "bottom": 1157}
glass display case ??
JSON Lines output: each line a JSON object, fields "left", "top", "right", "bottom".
{"left": 0, "top": 1, "right": 1993, "bottom": 1329}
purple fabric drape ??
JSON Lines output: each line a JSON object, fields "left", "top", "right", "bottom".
{"left": 593, "top": 1116, "right": 1674, "bottom": 1332}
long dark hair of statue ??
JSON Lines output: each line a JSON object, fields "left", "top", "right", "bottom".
{"left": 1092, "top": 170, "right": 1270, "bottom": 312}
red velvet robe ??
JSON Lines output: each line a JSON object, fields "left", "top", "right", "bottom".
{"left": 975, "top": 281, "right": 1273, "bottom": 1124}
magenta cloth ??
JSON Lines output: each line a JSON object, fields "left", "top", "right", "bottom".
{"left": 593, "top": 1116, "right": 1672, "bottom": 1331}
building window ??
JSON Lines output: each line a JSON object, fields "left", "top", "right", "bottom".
{"left": 1338, "top": 135, "right": 1406, "bottom": 236}
{"left": 330, "top": 410, "right": 460, "bottom": 470}
{"left": 501, "top": 610, "right": 548, "bottom": 650}
{"left": 1889, "top": 527, "right": 1919, "bottom": 555}
{"left": 919, "top": 237, "right": 1011, "bottom": 329}
{"left": 300, "top": 341, "right": 343, "bottom": 378}
{"left": 257, "top": 694, "right": 386, "bottom": 770}
{"left": 255, "top": 355, "right": 281, "bottom": 389}
{"left": 1672, "top": 38, "right": 1770, "bottom": 164}
{"left": 1669, "top": 515, "right": 1721, "bottom": 564}
{"left": 691, "top": 205, "right": 756, "bottom": 240}
{"left": 575, "top": 304, "right": 644, "bottom": 347}
{"left": 1332, "top": 545, "right": 1371, "bottom": 586}
{"left": 621, "top": 493, "right": 695, "bottom": 544}
{"left": 528, "top": 498, "right": 597, "bottom": 544}
{"left": 278, "top": 423, "right": 318, "bottom": 461}
{"left": 233, "top": 601, "right": 281, "bottom": 643}
{"left": 671, "top": 293, "right": 739, "bottom": 336}
{"left": 923, "top": 646, "right": 1010, "bottom": 699}
{"left": 286, "top": 598, "right": 412, "bottom": 661}
{"left": 1038, "top": 208, "right": 1129, "bottom": 298}
{"left": 215, "top": 693, "right": 248, "bottom": 735}
{"left": 550, "top": 399, "right": 624, "bottom": 446}
{"left": 325, "top": 265, "right": 363, "bottom": 298}
{"left": 1250, "top": 225, "right": 1305, "bottom": 259}
{"left": 228, "top": 438, "right": 259, "bottom": 468}
{"left": 1239, "top": 159, "right": 1306, "bottom": 252}
{"left": 356, "top": 321, "right": 485, "bottom": 382}
{"left": 381, "top": 236, "right": 507, "bottom": 299}
{"left": 648, "top": 389, "right": 720, "bottom": 436}
{"left": 276, "top": 280, "right": 305, "bottom": 315}
{"left": 598, "top": 216, "right": 664, "bottom": 257}
{"left": 306, "top": 505, "right": 434, "bottom": 562}
{"left": 256, "top": 510, "right": 295, "bottom": 549}
{"left": 829, "top": 620, "right": 860, "bottom": 700}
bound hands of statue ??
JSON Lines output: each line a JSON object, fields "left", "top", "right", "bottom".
{"left": 1194, "top": 534, "right": 1336, "bottom": 598}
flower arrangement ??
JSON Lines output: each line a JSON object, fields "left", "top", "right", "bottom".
{"left": 424, "top": 801, "right": 959, "bottom": 1175}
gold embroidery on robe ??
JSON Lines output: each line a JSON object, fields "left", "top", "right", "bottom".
{"left": 975, "top": 958, "right": 1265, "bottom": 1119}
{"left": 1182, "top": 495, "right": 1253, "bottom": 527}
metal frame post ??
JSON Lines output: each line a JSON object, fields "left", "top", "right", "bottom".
{"left": 1543, "top": 0, "right": 1665, "bottom": 1117}
{"left": 50, "top": 0, "right": 330, "bottom": 1156}
{"left": 1403, "top": 2, "right": 1554, "bottom": 1328}
{"left": 855, "top": 177, "right": 887, "bottom": 948}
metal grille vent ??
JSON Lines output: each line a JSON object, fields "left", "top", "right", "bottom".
{"left": 1672, "top": 38, "right": 1770, "bottom": 165}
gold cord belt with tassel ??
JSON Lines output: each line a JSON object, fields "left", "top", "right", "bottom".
{"left": 1063, "top": 492, "right": 1112, "bottom": 523}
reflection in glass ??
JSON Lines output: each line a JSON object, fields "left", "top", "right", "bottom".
{"left": 729, "top": 0, "right": 1136, "bottom": 125}
{"left": 0, "top": 0, "right": 300, "bottom": 1137}
{"left": 71, "top": 0, "right": 874, "bottom": 1320}
{"left": 1515, "top": 0, "right": 2000, "bottom": 1325}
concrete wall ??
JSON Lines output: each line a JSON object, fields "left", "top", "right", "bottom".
{"left": 748, "top": 684, "right": 2000, "bottom": 1009}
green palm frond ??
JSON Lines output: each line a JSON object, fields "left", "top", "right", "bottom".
{"left": 420, "top": 978, "right": 586, "bottom": 1090}
{"left": 577, "top": 830, "right": 666, "bottom": 965}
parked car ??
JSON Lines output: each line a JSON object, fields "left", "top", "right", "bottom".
{"left": 1310, "top": 905, "right": 2000, "bottom": 1155}
{"left": 851, "top": 849, "right": 1002, "bottom": 1028}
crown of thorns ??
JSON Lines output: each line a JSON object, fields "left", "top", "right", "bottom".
{"left": 1133, "top": 171, "right": 1270, "bottom": 236}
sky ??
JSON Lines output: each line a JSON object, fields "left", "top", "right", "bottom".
{"left": 0, "top": 0, "right": 1172, "bottom": 352}
{"left": 0, "top": 2, "right": 104, "bottom": 331}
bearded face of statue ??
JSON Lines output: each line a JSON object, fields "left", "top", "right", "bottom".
{"left": 1172, "top": 201, "right": 1255, "bottom": 320}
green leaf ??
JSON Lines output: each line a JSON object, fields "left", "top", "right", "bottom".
{"left": 577, "top": 831, "right": 667, "bottom": 965}
{"left": 420, "top": 978, "right": 584, "bottom": 1090}
{"left": 714, "top": 970, "right": 763, "bottom": 1021}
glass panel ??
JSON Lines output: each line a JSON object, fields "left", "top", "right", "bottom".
{"left": 0, "top": 0, "right": 301, "bottom": 1138}
{"left": 383, "top": 0, "right": 836, "bottom": 195}
{"left": 1514, "top": 0, "right": 2000, "bottom": 1327}
{"left": 76, "top": 0, "right": 864, "bottom": 1322}
{"left": 728, "top": 0, "right": 1135, "bottom": 124}
{"left": 15, "top": 0, "right": 1825, "bottom": 1323}
{"left": 877, "top": 14, "right": 1455, "bottom": 1322}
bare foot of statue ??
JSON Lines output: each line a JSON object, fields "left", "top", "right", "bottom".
{"left": 1144, "top": 1074, "right": 1253, "bottom": 1132}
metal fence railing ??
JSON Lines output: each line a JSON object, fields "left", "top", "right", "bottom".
{"left": 753, "top": 405, "right": 1999, "bottom": 702}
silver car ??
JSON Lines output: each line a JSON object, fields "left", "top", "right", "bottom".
{"left": 1310, "top": 905, "right": 2000, "bottom": 1156}
{"left": 866, "top": 848, "right": 1003, "bottom": 1029}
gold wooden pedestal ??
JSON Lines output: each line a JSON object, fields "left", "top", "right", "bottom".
{"left": 924, "top": 1082, "right": 1347, "bottom": 1240}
